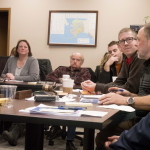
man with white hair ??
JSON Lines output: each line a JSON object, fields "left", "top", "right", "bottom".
{"left": 46, "top": 52, "right": 91, "bottom": 85}
{"left": 46, "top": 52, "right": 91, "bottom": 150}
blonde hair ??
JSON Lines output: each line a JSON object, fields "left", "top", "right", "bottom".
{"left": 99, "top": 52, "right": 109, "bottom": 72}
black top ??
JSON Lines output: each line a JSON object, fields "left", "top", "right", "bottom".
{"left": 95, "top": 62, "right": 121, "bottom": 83}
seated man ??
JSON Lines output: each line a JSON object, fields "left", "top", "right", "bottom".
{"left": 46, "top": 52, "right": 91, "bottom": 150}
{"left": 105, "top": 112, "right": 150, "bottom": 150}
{"left": 46, "top": 52, "right": 91, "bottom": 85}
{"left": 81, "top": 27, "right": 145, "bottom": 150}
{"left": 82, "top": 28, "right": 145, "bottom": 95}
{"left": 97, "top": 23, "right": 150, "bottom": 150}
{"left": 95, "top": 41, "right": 123, "bottom": 83}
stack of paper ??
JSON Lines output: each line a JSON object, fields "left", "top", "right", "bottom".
{"left": 98, "top": 104, "right": 135, "bottom": 112}
{"left": 19, "top": 104, "right": 108, "bottom": 118}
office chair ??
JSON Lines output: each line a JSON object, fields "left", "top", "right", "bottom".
{"left": 45, "top": 126, "right": 83, "bottom": 146}
{"left": 38, "top": 59, "right": 52, "bottom": 81}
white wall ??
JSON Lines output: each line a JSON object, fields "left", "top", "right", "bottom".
{"left": 0, "top": 0, "right": 150, "bottom": 70}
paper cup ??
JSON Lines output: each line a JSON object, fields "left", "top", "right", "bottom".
{"left": 62, "top": 74, "right": 70, "bottom": 79}
{"left": 62, "top": 79, "right": 74, "bottom": 94}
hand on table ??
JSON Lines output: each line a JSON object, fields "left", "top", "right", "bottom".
{"left": 81, "top": 80, "right": 96, "bottom": 93}
{"left": 108, "top": 87, "right": 131, "bottom": 96}
{"left": 5, "top": 73, "right": 15, "bottom": 80}
{"left": 98, "top": 92, "right": 128, "bottom": 105}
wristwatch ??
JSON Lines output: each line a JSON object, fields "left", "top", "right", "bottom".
{"left": 127, "top": 97, "right": 135, "bottom": 106}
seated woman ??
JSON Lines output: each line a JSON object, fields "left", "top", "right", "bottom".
{"left": 95, "top": 52, "right": 111, "bottom": 83}
{"left": 1, "top": 40, "right": 39, "bottom": 146}
{"left": 1, "top": 39, "right": 39, "bottom": 82}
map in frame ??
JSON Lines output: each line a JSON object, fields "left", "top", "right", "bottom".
{"left": 48, "top": 11, "right": 98, "bottom": 47}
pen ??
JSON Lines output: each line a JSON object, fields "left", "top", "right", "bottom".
{"left": 109, "top": 89, "right": 124, "bottom": 92}
{"left": 58, "top": 106, "right": 86, "bottom": 110}
{"left": 34, "top": 106, "right": 86, "bottom": 111}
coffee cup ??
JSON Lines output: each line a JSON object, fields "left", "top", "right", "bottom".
{"left": 62, "top": 74, "right": 70, "bottom": 79}
{"left": 62, "top": 79, "right": 74, "bottom": 94}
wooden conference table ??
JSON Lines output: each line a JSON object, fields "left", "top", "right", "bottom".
{"left": 0, "top": 99, "right": 120, "bottom": 150}
{"left": 0, "top": 80, "right": 82, "bottom": 91}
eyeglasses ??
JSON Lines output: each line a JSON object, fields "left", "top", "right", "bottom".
{"left": 118, "top": 37, "right": 137, "bottom": 46}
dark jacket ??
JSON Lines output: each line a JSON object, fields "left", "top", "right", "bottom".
{"left": 138, "top": 59, "right": 150, "bottom": 96}
{"left": 95, "top": 62, "right": 122, "bottom": 83}
{"left": 110, "top": 112, "right": 150, "bottom": 150}
{"left": 95, "top": 51, "right": 145, "bottom": 94}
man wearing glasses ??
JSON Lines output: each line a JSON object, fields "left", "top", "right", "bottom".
{"left": 81, "top": 28, "right": 144, "bottom": 94}
{"left": 81, "top": 28, "right": 145, "bottom": 150}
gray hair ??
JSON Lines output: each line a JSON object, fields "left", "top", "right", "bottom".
{"left": 70, "top": 52, "right": 84, "bottom": 63}
{"left": 144, "top": 23, "right": 150, "bottom": 39}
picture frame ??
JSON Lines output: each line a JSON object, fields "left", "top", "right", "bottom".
{"left": 48, "top": 10, "right": 98, "bottom": 47}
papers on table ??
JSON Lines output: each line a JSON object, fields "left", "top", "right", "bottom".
{"left": 19, "top": 104, "right": 108, "bottom": 117}
{"left": 56, "top": 94, "right": 77, "bottom": 102}
{"left": 25, "top": 96, "right": 35, "bottom": 101}
{"left": 97, "top": 104, "right": 135, "bottom": 112}
{"left": 5, "top": 79, "right": 23, "bottom": 82}
{"left": 65, "top": 102, "right": 93, "bottom": 107}
{"left": 80, "top": 94, "right": 104, "bottom": 99}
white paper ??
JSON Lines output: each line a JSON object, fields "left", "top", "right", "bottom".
{"left": 25, "top": 96, "right": 35, "bottom": 101}
{"left": 72, "top": 89, "right": 81, "bottom": 92}
{"left": 97, "top": 104, "right": 135, "bottom": 112}
{"left": 19, "top": 106, "right": 36, "bottom": 113}
{"left": 5, "top": 79, "right": 23, "bottom": 82}
{"left": 20, "top": 104, "right": 80, "bottom": 116}
{"left": 56, "top": 94, "right": 76, "bottom": 102}
{"left": 81, "top": 94, "right": 104, "bottom": 99}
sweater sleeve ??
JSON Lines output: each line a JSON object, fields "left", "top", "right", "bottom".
{"left": 110, "top": 112, "right": 150, "bottom": 150}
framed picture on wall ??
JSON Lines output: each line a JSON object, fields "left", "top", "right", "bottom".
{"left": 48, "top": 10, "right": 98, "bottom": 47}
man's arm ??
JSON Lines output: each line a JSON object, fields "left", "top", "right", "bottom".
{"left": 74, "top": 68, "right": 91, "bottom": 85}
{"left": 46, "top": 67, "right": 62, "bottom": 83}
{"left": 99, "top": 93, "right": 150, "bottom": 111}
{"left": 110, "top": 113, "right": 150, "bottom": 150}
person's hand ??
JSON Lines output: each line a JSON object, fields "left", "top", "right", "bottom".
{"left": 81, "top": 80, "right": 96, "bottom": 93}
{"left": 5, "top": 73, "right": 15, "bottom": 80}
{"left": 106, "top": 56, "right": 119, "bottom": 66}
{"left": 59, "top": 78, "right": 63, "bottom": 83}
{"left": 108, "top": 87, "right": 131, "bottom": 96}
{"left": 99, "top": 92, "right": 128, "bottom": 105}
{"left": 105, "top": 136, "right": 120, "bottom": 150}
{"left": 104, "top": 56, "right": 119, "bottom": 72}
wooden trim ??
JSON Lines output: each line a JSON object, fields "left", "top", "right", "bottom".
{"left": 0, "top": 8, "right": 11, "bottom": 56}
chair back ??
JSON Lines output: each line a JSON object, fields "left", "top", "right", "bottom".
{"left": 0, "top": 56, "right": 9, "bottom": 76}
{"left": 38, "top": 59, "right": 52, "bottom": 81}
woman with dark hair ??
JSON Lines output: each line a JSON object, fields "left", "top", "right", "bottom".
{"left": 1, "top": 39, "right": 39, "bottom": 82}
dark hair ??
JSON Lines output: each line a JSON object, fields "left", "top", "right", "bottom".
{"left": 108, "top": 41, "right": 118, "bottom": 47}
{"left": 15, "top": 39, "right": 32, "bottom": 57}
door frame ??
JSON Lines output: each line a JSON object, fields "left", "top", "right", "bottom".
{"left": 0, "top": 8, "right": 11, "bottom": 56}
